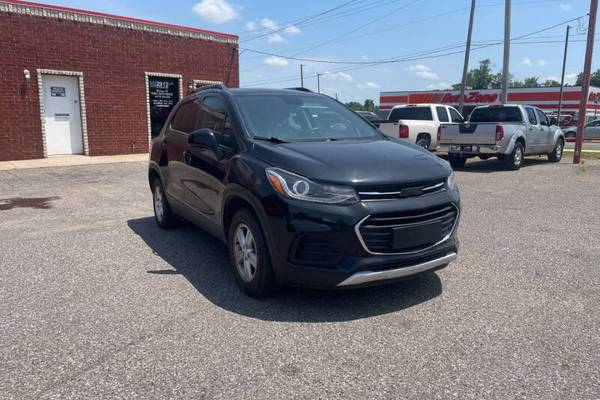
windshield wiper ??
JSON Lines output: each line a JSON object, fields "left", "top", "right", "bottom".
{"left": 253, "top": 136, "right": 289, "bottom": 144}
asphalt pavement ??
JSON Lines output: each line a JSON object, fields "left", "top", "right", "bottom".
{"left": 1, "top": 158, "right": 599, "bottom": 399}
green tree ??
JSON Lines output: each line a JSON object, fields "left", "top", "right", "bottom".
{"left": 363, "top": 99, "right": 376, "bottom": 112}
{"left": 465, "top": 59, "right": 495, "bottom": 89}
{"left": 576, "top": 70, "right": 600, "bottom": 86}
{"left": 345, "top": 101, "right": 363, "bottom": 111}
{"left": 543, "top": 79, "right": 561, "bottom": 87}
{"left": 523, "top": 76, "right": 540, "bottom": 88}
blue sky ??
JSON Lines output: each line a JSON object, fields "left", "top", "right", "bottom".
{"left": 40, "top": 0, "right": 596, "bottom": 103}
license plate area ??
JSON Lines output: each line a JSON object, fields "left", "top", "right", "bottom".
{"left": 393, "top": 220, "right": 442, "bottom": 250}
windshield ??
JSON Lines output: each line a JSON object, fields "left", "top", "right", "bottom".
{"left": 233, "top": 94, "right": 382, "bottom": 141}
{"left": 470, "top": 106, "right": 523, "bottom": 123}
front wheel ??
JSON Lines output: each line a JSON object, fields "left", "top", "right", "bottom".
{"left": 448, "top": 154, "right": 467, "bottom": 169}
{"left": 228, "top": 209, "right": 277, "bottom": 298}
{"left": 548, "top": 138, "right": 564, "bottom": 162}
{"left": 504, "top": 142, "right": 524, "bottom": 170}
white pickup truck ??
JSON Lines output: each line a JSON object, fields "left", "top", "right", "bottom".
{"left": 378, "top": 104, "right": 465, "bottom": 150}
{"left": 438, "top": 104, "right": 565, "bottom": 170}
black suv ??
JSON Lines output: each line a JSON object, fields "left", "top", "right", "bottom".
{"left": 148, "top": 86, "right": 460, "bottom": 297}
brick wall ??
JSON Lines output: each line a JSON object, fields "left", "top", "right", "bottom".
{"left": 0, "top": 11, "right": 239, "bottom": 161}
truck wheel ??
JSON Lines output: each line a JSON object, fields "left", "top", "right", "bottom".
{"left": 228, "top": 209, "right": 278, "bottom": 298}
{"left": 548, "top": 138, "right": 564, "bottom": 162}
{"left": 504, "top": 142, "right": 524, "bottom": 170}
{"left": 416, "top": 136, "right": 430, "bottom": 150}
{"left": 152, "top": 179, "right": 177, "bottom": 229}
{"left": 448, "top": 154, "right": 467, "bottom": 169}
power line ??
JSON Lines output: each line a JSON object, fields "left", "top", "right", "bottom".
{"left": 241, "top": 15, "right": 586, "bottom": 87}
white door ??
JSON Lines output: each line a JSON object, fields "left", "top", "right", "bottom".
{"left": 42, "top": 75, "right": 83, "bottom": 155}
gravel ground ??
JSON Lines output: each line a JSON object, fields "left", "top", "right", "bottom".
{"left": 0, "top": 157, "right": 599, "bottom": 399}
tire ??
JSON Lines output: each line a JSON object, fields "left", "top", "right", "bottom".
{"left": 548, "top": 138, "right": 564, "bottom": 162}
{"left": 448, "top": 154, "right": 467, "bottom": 169}
{"left": 504, "top": 141, "right": 524, "bottom": 170}
{"left": 152, "top": 179, "right": 176, "bottom": 229}
{"left": 228, "top": 209, "right": 277, "bottom": 298}
{"left": 416, "top": 136, "right": 430, "bottom": 150}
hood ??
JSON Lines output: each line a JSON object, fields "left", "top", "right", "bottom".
{"left": 252, "top": 138, "right": 451, "bottom": 185}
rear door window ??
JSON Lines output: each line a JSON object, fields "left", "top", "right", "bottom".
{"left": 436, "top": 106, "right": 449, "bottom": 122}
{"left": 388, "top": 106, "right": 433, "bottom": 121}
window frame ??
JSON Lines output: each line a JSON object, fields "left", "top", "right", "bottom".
{"left": 525, "top": 107, "right": 538, "bottom": 125}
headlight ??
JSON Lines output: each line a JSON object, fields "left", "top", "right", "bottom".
{"left": 446, "top": 171, "right": 457, "bottom": 191}
{"left": 266, "top": 168, "right": 358, "bottom": 204}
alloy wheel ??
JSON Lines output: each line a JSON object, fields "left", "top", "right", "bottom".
{"left": 233, "top": 223, "right": 258, "bottom": 283}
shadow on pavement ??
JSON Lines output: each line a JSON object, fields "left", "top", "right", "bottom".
{"left": 128, "top": 217, "right": 442, "bottom": 323}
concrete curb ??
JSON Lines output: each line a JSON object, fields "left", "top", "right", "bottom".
{"left": 0, "top": 154, "right": 149, "bottom": 171}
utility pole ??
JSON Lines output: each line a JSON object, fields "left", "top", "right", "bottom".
{"left": 317, "top": 73, "right": 322, "bottom": 93}
{"left": 459, "top": 0, "right": 476, "bottom": 114}
{"left": 300, "top": 64, "right": 305, "bottom": 88}
{"left": 574, "top": 0, "right": 598, "bottom": 164}
{"left": 557, "top": 25, "right": 571, "bottom": 128}
{"left": 500, "top": 0, "right": 511, "bottom": 104}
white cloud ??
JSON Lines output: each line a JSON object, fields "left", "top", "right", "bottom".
{"left": 357, "top": 82, "right": 379, "bottom": 90}
{"left": 284, "top": 25, "right": 301, "bottom": 35}
{"left": 192, "top": 0, "right": 238, "bottom": 24}
{"left": 426, "top": 82, "right": 451, "bottom": 90}
{"left": 560, "top": 3, "right": 573, "bottom": 11}
{"left": 245, "top": 21, "right": 256, "bottom": 30}
{"left": 324, "top": 72, "right": 353, "bottom": 82}
{"left": 407, "top": 64, "right": 439, "bottom": 80}
{"left": 565, "top": 73, "right": 578, "bottom": 84}
{"left": 260, "top": 17, "right": 278, "bottom": 30}
{"left": 267, "top": 33, "right": 284, "bottom": 43}
{"left": 521, "top": 57, "right": 547, "bottom": 67}
{"left": 263, "top": 56, "right": 289, "bottom": 67}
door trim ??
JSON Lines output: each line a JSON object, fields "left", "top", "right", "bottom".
{"left": 144, "top": 72, "right": 183, "bottom": 150}
{"left": 36, "top": 69, "right": 89, "bottom": 157}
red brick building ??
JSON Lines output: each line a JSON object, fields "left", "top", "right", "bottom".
{"left": 0, "top": 0, "right": 239, "bottom": 161}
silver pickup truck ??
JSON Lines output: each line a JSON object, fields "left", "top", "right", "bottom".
{"left": 437, "top": 104, "right": 565, "bottom": 170}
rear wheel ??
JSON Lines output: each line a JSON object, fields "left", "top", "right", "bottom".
{"left": 228, "top": 209, "right": 277, "bottom": 297}
{"left": 504, "top": 141, "right": 524, "bottom": 170}
{"left": 448, "top": 154, "right": 467, "bottom": 169}
{"left": 152, "top": 179, "right": 176, "bottom": 229}
{"left": 416, "top": 136, "right": 431, "bottom": 150}
{"left": 548, "top": 138, "right": 564, "bottom": 162}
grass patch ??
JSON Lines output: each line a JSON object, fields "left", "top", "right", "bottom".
{"left": 563, "top": 149, "right": 600, "bottom": 161}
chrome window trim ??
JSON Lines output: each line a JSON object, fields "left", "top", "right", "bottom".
{"left": 354, "top": 203, "right": 460, "bottom": 256}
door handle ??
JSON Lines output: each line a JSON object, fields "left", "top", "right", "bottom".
{"left": 162, "top": 136, "right": 169, "bottom": 144}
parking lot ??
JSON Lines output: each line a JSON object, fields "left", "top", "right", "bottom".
{"left": 1, "top": 158, "right": 599, "bottom": 399}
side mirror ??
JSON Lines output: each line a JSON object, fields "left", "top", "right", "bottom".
{"left": 549, "top": 117, "right": 557, "bottom": 126}
{"left": 188, "top": 129, "right": 217, "bottom": 149}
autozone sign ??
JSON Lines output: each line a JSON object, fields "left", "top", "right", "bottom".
{"left": 379, "top": 86, "right": 600, "bottom": 112}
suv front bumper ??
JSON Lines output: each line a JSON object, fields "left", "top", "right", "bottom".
{"left": 260, "top": 188, "right": 460, "bottom": 289}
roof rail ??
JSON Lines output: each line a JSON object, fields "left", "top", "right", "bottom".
{"left": 191, "top": 84, "right": 228, "bottom": 94}
{"left": 285, "top": 87, "right": 313, "bottom": 93}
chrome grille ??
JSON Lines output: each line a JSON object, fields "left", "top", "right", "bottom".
{"left": 356, "top": 179, "right": 446, "bottom": 201}
{"left": 356, "top": 204, "right": 459, "bottom": 255}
